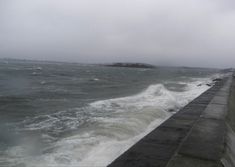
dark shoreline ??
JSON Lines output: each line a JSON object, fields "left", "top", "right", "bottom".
{"left": 1, "top": 58, "right": 232, "bottom": 71}
{"left": 103, "top": 63, "right": 156, "bottom": 69}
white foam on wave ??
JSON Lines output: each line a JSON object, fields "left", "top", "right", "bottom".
{"left": 5, "top": 78, "right": 213, "bottom": 167}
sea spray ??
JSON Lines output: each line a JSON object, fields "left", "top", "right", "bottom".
{"left": 7, "top": 80, "right": 212, "bottom": 167}
{"left": 0, "top": 61, "right": 221, "bottom": 167}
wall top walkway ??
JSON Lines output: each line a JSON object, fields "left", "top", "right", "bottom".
{"left": 108, "top": 76, "right": 233, "bottom": 167}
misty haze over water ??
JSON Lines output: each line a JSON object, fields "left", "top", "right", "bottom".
{"left": 1, "top": 0, "right": 235, "bottom": 68}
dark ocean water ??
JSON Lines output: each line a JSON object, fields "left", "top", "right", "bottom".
{"left": 0, "top": 60, "right": 221, "bottom": 167}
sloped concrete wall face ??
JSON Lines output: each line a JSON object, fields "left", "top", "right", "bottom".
{"left": 108, "top": 76, "right": 233, "bottom": 167}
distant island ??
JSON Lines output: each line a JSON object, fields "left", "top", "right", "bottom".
{"left": 104, "top": 63, "right": 156, "bottom": 69}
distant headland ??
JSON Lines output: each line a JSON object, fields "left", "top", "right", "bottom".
{"left": 104, "top": 63, "right": 156, "bottom": 69}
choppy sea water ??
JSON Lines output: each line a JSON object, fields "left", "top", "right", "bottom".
{"left": 0, "top": 60, "right": 222, "bottom": 167}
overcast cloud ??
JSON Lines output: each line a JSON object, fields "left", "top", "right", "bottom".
{"left": 1, "top": 0, "right": 235, "bottom": 68}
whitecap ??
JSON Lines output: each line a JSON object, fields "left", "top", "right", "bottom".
{"left": 5, "top": 76, "right": 217, "bottom": 167}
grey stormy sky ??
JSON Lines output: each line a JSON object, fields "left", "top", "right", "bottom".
{"left": 1, "top": 0, "right": 235, "bottom": 68}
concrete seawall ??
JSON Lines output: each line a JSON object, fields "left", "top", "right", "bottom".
{"left": 108, "top": 76, "right": 233, "bottom": 167}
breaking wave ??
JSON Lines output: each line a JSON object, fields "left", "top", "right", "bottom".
{"left": 4, "top": 79, "right": 213, "bottom": 167}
